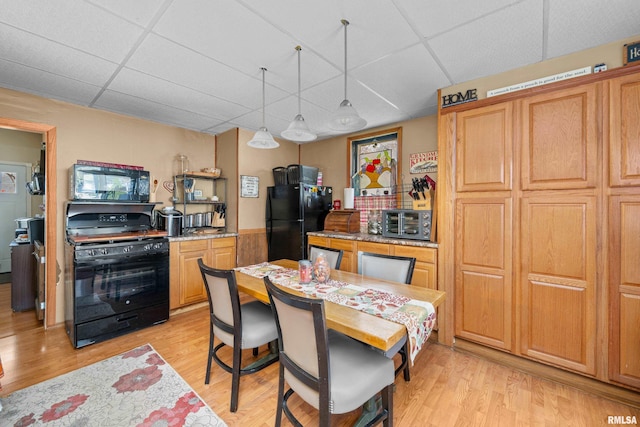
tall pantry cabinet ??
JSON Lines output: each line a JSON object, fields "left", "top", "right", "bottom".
{"left": 438, "top": 64, "right": 640, "bottom": 391}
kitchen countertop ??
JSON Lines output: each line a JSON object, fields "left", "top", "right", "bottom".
{"left": 168, "top": 231, "right": 238, "bottom": 242}
{"left": 308, "top": 231, "right": 438, "bottom": 248}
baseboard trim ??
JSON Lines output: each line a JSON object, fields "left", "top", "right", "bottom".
{"left": 454, "top": 338, "right": 640, "bottom": 409}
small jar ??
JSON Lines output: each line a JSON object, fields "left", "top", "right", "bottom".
{"left": 313, "top": 253, "right": 331, "bottom": 284}
{"left": 368, "top": 209, "right": 382, "bottom": 235}
{"left": 299, "top": 260, "right": 312, "bottom": 284}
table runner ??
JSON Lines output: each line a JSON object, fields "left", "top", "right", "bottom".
{"left": 235, "top": 262, "right": 436, "bottom": 364}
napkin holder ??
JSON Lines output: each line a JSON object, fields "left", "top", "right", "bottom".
{"left": 324, "top": 209, "right": 361, "bottom": 233}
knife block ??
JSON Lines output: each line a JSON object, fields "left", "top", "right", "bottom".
{"left": 323, "top": 209, "right": 361, "bottom": 233}
{"left": 412, "top": 189, "right": 434, "bottom": 210}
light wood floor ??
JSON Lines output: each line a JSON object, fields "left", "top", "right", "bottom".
{"left": 0, "top": 303, "right": 638, "bottom": 426}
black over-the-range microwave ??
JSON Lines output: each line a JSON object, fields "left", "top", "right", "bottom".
{"left": 69, "top": 164, "right": 150, "bottom": 202}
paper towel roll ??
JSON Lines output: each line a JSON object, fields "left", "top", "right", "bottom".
{"left": 344, "top": 188, "right": 355, "bottom": 209}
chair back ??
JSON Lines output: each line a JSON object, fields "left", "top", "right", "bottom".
{"left": 309, "top": 245, "right": 343, "bottom": 269}
{"left": 358, "top": 251, "right": 416, "bottom": 284}
{"left": 198, "top": 259, "right": 241, "bottom": 348}
{"left": 264, "top": 277, "right": 329, "bottom": 409}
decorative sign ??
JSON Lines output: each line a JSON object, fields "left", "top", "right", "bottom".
{"left": 241, "top": 175, "right": 259, "bottom": 198}
{"left": 487, "top": 66, "right": 591, "bottom": 97}
{"left": 410, "top": 151, "right": 438, "bottom": 174}
{"left": 624, "top": 40, "right": 640, "bottom": 66}
{"left": 0, "top": 172, "right": 17, "bottom": 194}
{"left": 441, "top": 89, "right": 477, "bottom": 107}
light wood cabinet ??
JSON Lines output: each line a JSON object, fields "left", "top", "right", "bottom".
{"left": 308, "top": 235, "right": 357, "bottom": 273}
{"left": 170, "top": 237, "right": 236, "bottom": 309}
{"left": 455, "top": 102, "right": 513, "bottom": 192}
{"left": 609, "top": 73, "right": 640, "bottom": 187}
{"left": 454, "top": 196, "right": 512, "bottom": 351}
{"left": 521, "top": 84, "right": 598, "bottom": 190}
{"left": 307, "top": 235, "right": 438, "bottom": 289}
{"left": 608, "top": 190, "right": 640, "bottom": 389}
{"left": 520, "top": 195, "right": 597, "bottom": 374}
{"left": 440, "top": 65, "right": 640, "bottom": 392}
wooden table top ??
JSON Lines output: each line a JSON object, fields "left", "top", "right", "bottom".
{"left": 235, "top": 259, "right": 446, "bottom": 352}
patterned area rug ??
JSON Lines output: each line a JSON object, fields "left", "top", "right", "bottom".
{"left": 0, "top": 344, "right": 227, "bottom": 426}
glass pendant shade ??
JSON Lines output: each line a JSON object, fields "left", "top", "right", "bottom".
{"left": 248, "top": 67, "right": 279, "bottom": 149}
{"left": 247, "top": 127, "right": 279, "bottom": 148}
{"left": 329, "top": 19, "right": 366, "bottom": 132}
{"left": 282, "top": 46, "right": 317, "bottom": 142}
{"left": 282, "top": 114, "right": 316, "bottom": 142}
{"left": 329, "top": 99, "right": 366, "bottom": 131}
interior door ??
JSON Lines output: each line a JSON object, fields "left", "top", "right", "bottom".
{"left": 0, "top": 162, "right": 29, "bottom": 272}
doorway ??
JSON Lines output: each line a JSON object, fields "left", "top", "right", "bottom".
{"left": 0, "top": 118, "right": 57, "bottom": 330}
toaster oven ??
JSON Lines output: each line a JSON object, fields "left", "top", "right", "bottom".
{"left": 382, "top": 209, "right": 433, "bottom": 241}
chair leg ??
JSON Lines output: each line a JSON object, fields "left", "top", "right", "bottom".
{"left": 205, "top": 323, "right": 214, "bottom": 384}
{"left": 382, "top": 384, "right": 393, "bottom": 427}
{"left": 230, "top": 342, "right": 242, "bottom": 412}
{"left": 253, "top": 347, "right": 259, "bottom": 357}
{"left": 274, "top": 364, "right": 285, "bottom": 427}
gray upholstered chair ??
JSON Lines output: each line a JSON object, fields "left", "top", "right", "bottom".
{"left": 357, "top": 251, "right": 416, "bottom": 382}
{"left": 198, "top": 259, "right": 279, "bottom": 412}
{"left": 264, "top": 276, "right": 394, "bottom": 427}
{"left": 309, "top": 245, "right": 344, "bottom": 269}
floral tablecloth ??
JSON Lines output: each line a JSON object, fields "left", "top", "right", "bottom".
{"left": 235, "top": 262, "right": 436, "bottom": 364}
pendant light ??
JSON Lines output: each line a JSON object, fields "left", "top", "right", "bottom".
{"left": 328, "top": 19, "right": 366, "bottom": 132}
{"left": 247, "top": 67, "right": 279, "bottom": 149}
{"left": 282, "top": 46, "right": 317, "bottom": 142}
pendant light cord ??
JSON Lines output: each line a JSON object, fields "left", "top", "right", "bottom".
{"left": 260, "top": 67, "right": 266, "bottom": 127}
{"left": 342, "top": 19, "right": 349, "bottom": 100}
{"left": 296, "top": 46, "right": 302, "bottom": 114}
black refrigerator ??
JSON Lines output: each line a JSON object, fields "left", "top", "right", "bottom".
{"left": 266, "top": 184, "right": 332, "bottom": 261}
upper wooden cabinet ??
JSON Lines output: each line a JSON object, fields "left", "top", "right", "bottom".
{"left": 609, "top": 73, "right": 640, "bottom": 187}
{"left": 521, "top": 84, "right": 598, "bottom": 190}
{"left": 455, "top": 102, "right": 513, "bottom": 192}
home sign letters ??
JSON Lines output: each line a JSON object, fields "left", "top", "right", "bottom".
{"left": 441, "top": 89, "right": 478, "bottom": 107}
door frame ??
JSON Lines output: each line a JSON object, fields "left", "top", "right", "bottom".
{"left": 0, "top": 118, "right": 57, "bottom": 328}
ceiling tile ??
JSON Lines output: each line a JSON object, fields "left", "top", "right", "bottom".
{"left": 0, "top": 23, "right": 118, "bottom": 86}
{"left": 87, "top": 0, "right": 168, "bottom": 27}
{"left": 546, "top": 0, "right": 640, "bottom": 58}
{"left": 0, "top": 0, "right": 144, "bottom": 62}
{"left": 394, "top": 0, "right": 522, "bottom": 38}
{"left": 429, "top": 0, "right": 544, "bottom": 83}
{"left": 0, "top": 59, "right": 101, "bottom": 105}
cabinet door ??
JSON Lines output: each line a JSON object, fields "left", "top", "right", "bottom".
{"left": 211, "top": 237, "right": 237, "bottom": 270}
{"left": 609, "top": 74, "right": 640, "bottom": 187}
{"left": 521, "top": 84, "right": 598, "bottom": 190}
{"left": 520, "top": 195, "right": 596, "bottom": 374}
{"left": 456, "top": 102, "right": 513, "bottom": 192}
{"left": 609, "top": 195, "right": 640, "bottom": 388}
{"left": 393, "top": 245, "right": 437, "bottom": 290}
{"left": 178, "top": 241, "right": 211, "bottom": 306}
{"left": 455, "top": 197, "right": 513, "bottom": 351}
{"left": 328, "top": 238, "right": 356, "bottom": 272}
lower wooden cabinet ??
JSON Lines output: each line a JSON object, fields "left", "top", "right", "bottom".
{"left": 307, "top": 235, "right": 438, "bottom": 290}
{"left": 170, "top": 237, "right": 236, "bottom": 310}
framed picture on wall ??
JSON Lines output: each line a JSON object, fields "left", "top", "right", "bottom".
{"left": 348, "top": 127, "right": 402, "bottom": 196}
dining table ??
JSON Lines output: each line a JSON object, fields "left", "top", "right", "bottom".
{"left": 234, "top": 259, "right": 446, "bottom": 354}
{"left": 235, "top": 259, "right": 446, "bottom": 426}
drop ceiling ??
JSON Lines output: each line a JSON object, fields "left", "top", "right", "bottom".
{"left": 0, "top": 0, "right": 638, "bottom": 141}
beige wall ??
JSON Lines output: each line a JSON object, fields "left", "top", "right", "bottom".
{"left": 300, "top": 115, "right": 439, "bottom": 205}
{"left": 0, "top": 128, "right": 44, "bottom": 216}
{"left": 0, "top": 87, "right": 216, "bottom": 324}
{"left": 441, "top": 34, "right": 640, "bottom": 99}
{"left": 238, "top": 129, "right": 299, "bottom": 230}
